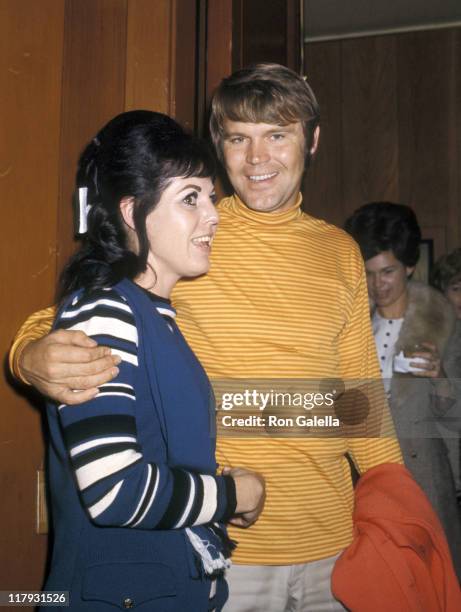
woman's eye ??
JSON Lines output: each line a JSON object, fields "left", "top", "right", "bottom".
{"left": 210, "top": 193, "right": 218, "bottom": 205}
{"left": 183, "top": 192, "right": 198, "bottom": 206}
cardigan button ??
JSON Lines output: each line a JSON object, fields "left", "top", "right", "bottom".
{"left": 123, "top": 598, "right": 134, "bottom": 609}
{"left": 410, "top": 451, "right": 418, "bottom": 458}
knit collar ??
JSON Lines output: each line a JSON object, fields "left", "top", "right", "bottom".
{"left": 227, "top": 193, "right": 303, "bottom": 225}
{"left": 141, "top": 287, "right": 176, "bottom": 319}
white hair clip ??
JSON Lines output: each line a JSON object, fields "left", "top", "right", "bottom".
{"left": 76, "top": 187, "right": 92, "bottom": 234}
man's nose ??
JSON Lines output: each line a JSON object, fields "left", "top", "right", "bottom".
{"left": 246, "top": 138, "right": 269, "bottom": 165}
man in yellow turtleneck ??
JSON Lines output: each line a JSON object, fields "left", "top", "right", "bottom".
{"left": 10, "top": 64, "right": 402, "bottom": 611}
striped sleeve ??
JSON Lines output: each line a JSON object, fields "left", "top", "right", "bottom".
{"left": 55, "top": 287, "right": 236, "bottom": 529}
{"left": 9, "top": 305, "right": 56, "bottom": 383}
{"left": 337, "top": 247, "right": 403, "bottom": 471}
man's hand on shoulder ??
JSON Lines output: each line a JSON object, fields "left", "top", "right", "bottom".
{"left": 20, "top": 329, "right": 121, "bottom": 405}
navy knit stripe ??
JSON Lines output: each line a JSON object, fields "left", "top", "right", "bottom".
{"left": 187, "top": 474, "right": 205, "bottom": 526}
{"left": 156, "top": 469, "right": 191, "bottom": 529}
{"left": 65, "top": 288, "right": 126, "bottom": 308}
{"left": 125, "top": 463, "right": 159, "bottom": 527}
{"left": 72, "top": 442, "right": 141, "bottom": 469}
{"left": 63, "top": 415, "right": 137, "bottom": 447}
{"left": 93, "top": 336, "right": 138, "bottom": 356}
{"left": 220, "top": 476, "right": 237, "bottom": 523}
{"left": 58, "top": 305, "right": 135, "bottom": 328}
{"left": 97, "top": 384, "right": 136, "bottom": 398}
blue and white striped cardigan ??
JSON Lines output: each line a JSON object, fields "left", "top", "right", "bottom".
{"left": 43, "top": 278, "right": 234, "bottom": 611}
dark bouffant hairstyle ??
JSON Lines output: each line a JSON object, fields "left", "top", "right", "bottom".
{"left": 432, "top": 248, "right": 461, "bottom": 292}
{"left": 344, "top": 202, "right": 422, "bottom": 267}
{"left": 209, "top": 63, "right": 320, "bottom": 166}
{"left": 58, "top": 110, "right": 215, "bottom": 300}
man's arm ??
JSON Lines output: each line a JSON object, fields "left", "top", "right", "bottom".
{"left": 9, "top": 306, "right": 120, "bottom": 404}
{"left": 337, "top": 242, "right": 403, "bottom": 472}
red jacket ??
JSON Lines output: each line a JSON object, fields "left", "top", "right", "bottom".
{"left": 332, "top": 463, "right": 461, "bottom": 611}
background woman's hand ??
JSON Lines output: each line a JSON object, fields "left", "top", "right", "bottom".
{"left": 223, "top": 466, "right": 266, "bottom": 528}
{"left": 409, "top": 341, "right": 443, "bottom": 378}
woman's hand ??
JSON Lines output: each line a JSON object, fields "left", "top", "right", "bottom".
{"left": 223, "top": 466, "right": 266, "bottom": 528}
{"left": 409, "top": 341, "right": 443, "bottom": 378}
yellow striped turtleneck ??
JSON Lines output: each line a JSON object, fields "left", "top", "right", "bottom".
{"left": 173, "top": 194, "right": 402, "bottom": 564}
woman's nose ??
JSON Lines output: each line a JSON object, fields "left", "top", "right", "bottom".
{"left": 370, "top": 276, "right": 383, "bottom": 294}
{"left": 202, "top": 200, "right": 219, "bottom": 226}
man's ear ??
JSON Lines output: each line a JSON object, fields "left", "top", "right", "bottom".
{"left": 119, "top": 197, "right": 136, "bottom": 230}
{"left": 310, "top": 126, "right": 320, "bottom": 156}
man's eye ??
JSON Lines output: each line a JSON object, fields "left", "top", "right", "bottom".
{"left": 270, "top": 133, "right": 285, "bottom": 141}
{"left": 228, "top": 136, "right": 244, "bottom": 144}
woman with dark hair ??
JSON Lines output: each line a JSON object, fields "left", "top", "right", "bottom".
{"left": 42, "top": 110, "right": 265, "bottom": 611}
{"left": 345, "top": 202, "right": 461, "bottom": 579}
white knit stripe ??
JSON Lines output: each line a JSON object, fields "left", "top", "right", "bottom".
{"left": 209, "top": 579, "right": 217, "bottom": 599}
{"left": 68, "top": 316, "right": 137, "bottom": 345}
{"left": 96, "top": 391, "right": 136, "bottom": 400}
{"left": 70, "top": 436, "right": 137, "bottom": 457}
{"left": 60, "top": 298, "right": 132, "bottom": 319}
{"left": 173, "top": 472, "right": 196, "bottom": 528}
{"left": 75, "top": 449, "right": 142, "bottom": 489}
{"left": 132, "top": 466, "right": 161, "bottom": 527}
{"left": 88, "top": 480, "right": 124, "bottom": 518}
{"left": 123, "top": 463, "right": 152, "bottom": 526}
{"left": 193, "top": 475, "right": 217, "bottom": 525}
{"left": 100, "top": 383, "right": 134, "bottom": 390}
{"left": 156, "top": 306, "right": 176, "bottom": 319}
{"left": 110, "top": 348, "right": 138, "bottom": 367}
{"left": 58, "top": 390, "right": 136, "bottom": 412}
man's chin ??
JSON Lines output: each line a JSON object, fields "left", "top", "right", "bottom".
{"left": 244, "top": 196, "right": 293, "bottom": 214}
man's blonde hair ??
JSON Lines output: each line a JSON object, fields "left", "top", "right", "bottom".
{"left": 209, "top": 63, "right": 320, "bottom": 164}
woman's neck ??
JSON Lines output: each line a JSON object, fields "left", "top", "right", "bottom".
{"left": 134, "top": 270, "right": 174, "bottom": 300}
{"left": 377, "top": 291, "right": 408, "bottom": 319}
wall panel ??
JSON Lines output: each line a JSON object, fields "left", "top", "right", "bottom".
{"left": 56, "top": 0, "right": 128, "bottom": 276}
{"left": 0, "top": 0, "right": 65, "bottom": 592}
{"left": 397, "top": 29, "right": 459, "bottom": 256}
{"left": 126, "top": 0, "right": 172, "bottom": 114}
{"left": 304, "top": 27, "right": 461, "bottom": 258}
{"left": 341, "top": 35, "right": 399, "bottom": 214}
{"left": 303, "top": 41, "right": 342, "bottom": 225}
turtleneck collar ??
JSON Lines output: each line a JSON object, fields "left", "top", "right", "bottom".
{"left": 227, "top": 193, "right": 303, "bottom": 225}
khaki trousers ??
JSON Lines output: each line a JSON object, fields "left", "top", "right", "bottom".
{"left": 223, "top": 553, "right": 346, "bottom": 612}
